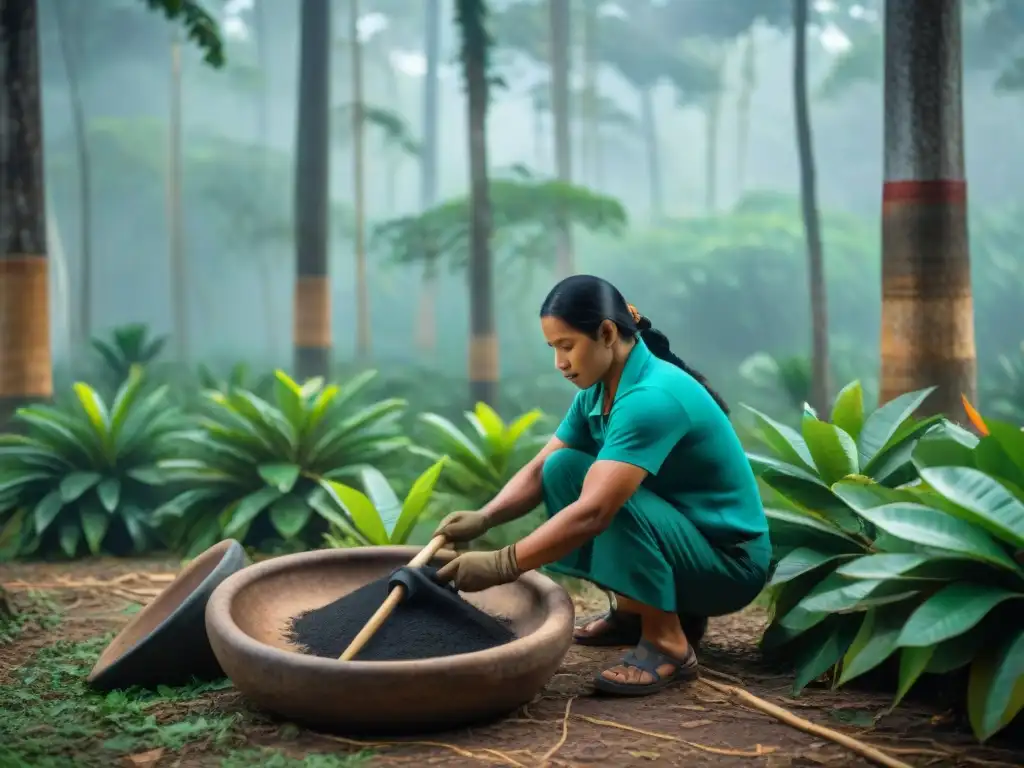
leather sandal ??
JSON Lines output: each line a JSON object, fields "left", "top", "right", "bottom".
{"left": 593, "top": 639, "right": 699, "bottom": 696}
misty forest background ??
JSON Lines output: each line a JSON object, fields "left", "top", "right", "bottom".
{"left": 33, "top": 0, "right": 1024, "bottom": 430}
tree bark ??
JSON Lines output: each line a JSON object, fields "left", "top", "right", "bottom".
{"left": 54, "top": 0, "right": 92, "bottom": 352}
{"left": 881, "top": 0, "right": 975, "bottom": 418}
{"left": 350, "top": 0, "right": 370, "bottom": 359}
{"left": 293, "top": 0, "right": 332, "bottom": 379}
{"left": 415, "top": 0, "right": 442, "bottom": 356}
{"left": 168, "top": 31, "right": 187, "bottom": 363}
{"left": 458, "top": 0, "right": 497, "bottom": 406}
{"left": 0, "top": 0, "right": 53, "bottom": 427}
{"left": 640, "top": 86, "right": 662, "bottom": 223}
{"left": 549, "top": 0, "right": 573, "bottom": 277}
{"left": 793, "top": 0, "right": 830, "bottom": 416}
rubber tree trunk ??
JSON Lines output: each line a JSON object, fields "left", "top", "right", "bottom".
{"left": 293, "top": 0, "right": 332, "bottom": 379}
{"left": 458, "top": 0, "right": 497, "bottom": 406}
{"left": 350, "top": 0, "right": 370, "bottom": 359}
{"left": 0, "top": 0, "right": 53, "bottom": 427}
{"left": 53, "top": 0, "right": 92, "bottom": 352}
{"left": 640, "top": 86, "right": 662, "bottom": 223}
{"left": 168, "top": 32, "right": 187, "bottom": 363}
{"left": 415, "top": 0, "right": 442, "bottom": 355}
{"left": 793, "top": 0, "right": 830, "bottom": 416}
{"left": 881, "top": 0, "right": 976, "bottom": 417}
{"left": 549, "top": 0, "right": 573, "bottom": 278}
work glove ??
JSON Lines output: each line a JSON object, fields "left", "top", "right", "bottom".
{"left": 432, "top": 510, "right": 492, "bottom": 544}
{"left": 434, "top": 545, "right": 522, "bottom": 592}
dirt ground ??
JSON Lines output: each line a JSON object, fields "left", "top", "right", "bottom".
{"left": 1, "top": 556, "right": 1021, "bottom": 768}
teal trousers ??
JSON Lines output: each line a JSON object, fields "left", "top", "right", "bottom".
{"left": 540, "top": 448, "right": 771, "bottom": 618}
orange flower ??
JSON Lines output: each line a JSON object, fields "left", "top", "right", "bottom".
{"left": 961, "top": 394, "right": 989, "bottom": 436}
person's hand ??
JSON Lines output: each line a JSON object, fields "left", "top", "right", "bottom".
{"left": 435, "top": 545, "right": 521, "bottom": 592}
{"left": 432, "top": 510, "right": 492, "bottom": 544}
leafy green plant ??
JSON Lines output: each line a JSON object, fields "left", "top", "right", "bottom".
{"left": 409, "top": 403, "right": 550, "bottom": 550}
{"left": 755, "top": 390, "right": 1024, "bottom": 742}
{"left": 154, "top": 369, "right": 411, "bottom": 556}
{"left": 91, "top": 323, "right": 167, "bottom": 386}
{"left": 322, "top": 459, "right": 448, "bottom": 548}
{"left": 0, "top": 366, "right": 183, "bottom": 560}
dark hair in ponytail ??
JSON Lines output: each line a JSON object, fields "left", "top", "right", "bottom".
{"left": 539, "top": 274, "right": 729, "bottom": 414}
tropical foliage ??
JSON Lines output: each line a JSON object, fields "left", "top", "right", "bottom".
{"left": 410, "top": 403, "right": 549, "bottom": 549}
{"left": 321, "top": 458, "right": 448, "bottom": 548}
{"left": 153, "top": 370, "right": 410, "bottom": 556}
{"left": 752, "top": 384, "right": 1024, "bottom": 742}
{"left": 0, "top": 367, "right": 183, "bottom": 559}
{"left": 89, "top": 323, "right": 167, "bottom": 391}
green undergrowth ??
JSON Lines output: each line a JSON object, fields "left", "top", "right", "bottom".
{"left": 0, "top": 592, "right": 62, "bottom": 645}
{"left": 219, "top": 747, "right": 372, "bottom": 767}
{"left": 0, "top": 630, "right": 242, "bottom": 766}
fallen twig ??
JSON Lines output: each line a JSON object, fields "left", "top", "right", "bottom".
{"left": 538, "top": 696, "right": 574, "bottom": 766}
{"left": 320, "top": 734, "right": 529, "bottom": 768}
{"left": 574, "top": 713, "right": 774, "bottom": 758}
{"left": 700, "top": 679, "right": 912, "bottom": 768}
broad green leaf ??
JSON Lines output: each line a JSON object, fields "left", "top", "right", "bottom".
{"left": 58, "top": 518, "right": 81, "bottom": 557}
{"left": 308, "top": 485, "right": 371, "bottom": 546}
{"left": 184, "top": 515, "right": 222, "bottom": 559}
{"left": 96, "top": 478, "right": 121, "bottom": 513}
{"left": 835, "top": 552, "right": 982, "bottom": 582}
{"left": 985, "top": 421, "right": 1024, "bottom": 479}
{"left": 760, "top": 474, "right": 866, "bottom": 537}
{"left": 73, "top": 381, "right": 111, "bottom": 442}
{"left": 108, "top": 365, "right": 145, "bottom": 441}
{"left": 257, "top": 463, "right": 301, "bottom": 494}
{"left": 60, "top": 472, "right": 102, "bottom": 503}
{"left": 14, "top": 407, "right": 95, "bottom": 465}
{"left": 322, "top": 480, "right": 388, "bottom": 545}
{"left": 268, "top": 494, "right": 313, "bottom": 539}
{"left": 797, "top": 578, "right": 884, "bottom": 614}
{"left": 152, "top": 488, "right": 220, "bottom": 523}
{"left": 831, "top": 478, "right": 917, "bottom": 510}
{"left": 765, "top": 508, "right": 865, "bottom": 554}
{"left": 742, "top": 405, "right": 814, "bottom": 470}
{"left": 0, "top": 508, "right": 27, "bottom": 557}
{"left": 830, "top": 380, "right": 865, "bottom": 440}
{"left": 791, "top": 616, "right": 861, "bottom": 694}
{"left": 305, "top": 383, "right": 341, "bottom": 434}
{"left": 33, "top": 490, "right": 64, "bottom": 536}
{"left": 897, "top": 583, "right": 1024, "bottom": 648}
{"left": 912, "top": 434, "right": 976, "bottom": 472}
{"left": 895, "top": 645, "right": 935, "bottom": 706}
{"left": 778, "top": 573, "right": 850, "bottom": 633}
{"left": 974, "top": 437, "right": 1024, "bottom": 491}
{"left": 506, "top": 409, "right": 543, "bottom": 445}
{"left": 358, "top": 467, "right": 402, "bottom": 536}
{"left": 918, "top": 466, "right": 1024, "bottom": 549}
{"left": 802, "top": 417, "right": 859, "bottom": 485}
{"left": 416, "top": 413, "right": 498, "bottom": 480}
{"left": 769, "top": 547, "right": 853, "bottom": 587}
{"left": 968, "top": 627, "right": 1024, "bottom": 741}
{"left": 391, "top": 457, "right": 447, "bottom": 544}
{"left": 223, "top": 486, "right": 284, "bottom": 538}
{"left": 126, "top": 466, "right": 168, "bottom": 486}
{"left": 850, "top": 503, "right": 1019, "bottom": 571}
{"left": 857, "top": 387, "right": 935, "bottom": 467}
{"left": 273, "top": 371, "right": 306, "bottom": 433}
{"left": 120, "top": 504, "right": 150, "bottom": 553}
{"left": 79, "top": 501, "right": 110, "bottom": 555}
{"left": 865, "top": 414, "right": 945, "bottom": 482}
{"left": 747, "top": 454, "right": 825, "bottom": 485}
{"left": 840, "top": 604, "right": 910, "bottom": 685}
{"left": 472, "top": 402, "right": 507, "bottom": 451}
{"left": 927, "top": 622, "right": 991, "bottom": 674}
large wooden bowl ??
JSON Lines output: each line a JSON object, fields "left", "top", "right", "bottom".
{"left": 204, "top": 545, "right": 575, "bottom": 733}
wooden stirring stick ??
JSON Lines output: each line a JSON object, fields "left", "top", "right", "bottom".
{"left": 338, "top": 534, "right": 449, "bottom": 661}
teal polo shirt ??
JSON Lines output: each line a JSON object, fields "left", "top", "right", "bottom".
{"left": 553, "top": 338, "right": 768, "bottom": 547}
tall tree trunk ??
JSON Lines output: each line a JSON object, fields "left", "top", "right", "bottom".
{"left": 704, "top": 52, "right": 726, "bottom": 213}
{"left": 640, "top": 86, "right": 662, "bottom": 222}
{"left": 294, "top": 0, "right": 332, "bottom": 379}
{"left": 793, "top": 0, "right": 830, "bottom": 416}
{"left": 532, "top": 102, "right": 544, "bottom": 171}
{"left": 736, "top": 32, "right": 756, "bottom": 198}
{"left": 254, "top": 0, "right": 277, "bottom": 362}
{"left": 350, "top": 0, "right": 370, "bottom": 359}
{"left": 415, "top": 0, "right": 442, "bottom": 355}
{"left": 168, "top": 31, "right": 187, "bottom": 363}
{"left": 581, "top": 0, "right": 600, "bottom": 190}
{"left": 549, "top": 0, "right": 573, "bottom": 277}
{"left": 457, "top": 0, "right": 497, "bottom": 406}
{"left": 881, "top": 0, "right": 975, "bottom": 417}
{"left": 53, "top": 0, "right": 92, "bottom": 353}
{"left": 0, "top": 0, "right": 53, "bottom": 427}
{"left": 384, "top": 63, "right": 399, "bottom": 214}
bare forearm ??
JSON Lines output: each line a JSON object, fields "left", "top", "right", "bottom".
{"left": 480, "top": 461, "right": 545, "bottom": 526}
{"left": 513, "top": 501, "right": 605, "bottom": 571}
